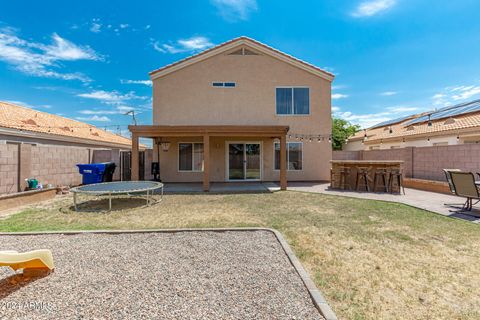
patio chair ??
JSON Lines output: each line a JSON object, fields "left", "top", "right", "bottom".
{"left": 0, "top": 249, "right": 55, "bottom": 273}
{"left": 443, "top": 169, "right": 462, "bottom": 206}
{"left": 449, "top": 171, "right": 480, "bottom": 212}
{"left": 443, "top": 169, "right": 461, "bottom": 194}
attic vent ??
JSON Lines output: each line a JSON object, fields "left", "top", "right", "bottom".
{"left": 228, "top": 47, "right": 259, "bottom": 56}
{"left": 22, "top": 119, "right": 37, "bottom": 126}
{"left": 406, "top": 126, "right": 415, "bottom": 131}
{"left": 91, "top": 132, "right": 99, "bottom": 137}
{"left": 444, "top": 117, "right": 456, "bottom": 125}
{"left": 60, "top": 126, "right": 70, "bottom": 132}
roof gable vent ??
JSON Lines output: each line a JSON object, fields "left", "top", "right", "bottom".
{"left": 406, "top": 126, "right": 415, "bottom": 131}
{"left": 228, "top": 47, "right": 259, "bottom": 56}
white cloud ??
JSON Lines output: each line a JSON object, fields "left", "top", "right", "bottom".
{"left": 119, "top": 24, "right": 129, "bottom": 29}
{"left": 333, "top": 105, "right": 418, "bottom": 129}
{"left": 432, "top": 85, "right": 480, "bottom": 107}
{"left": 386, "top": 106, "right": 417, "bottom": 112}
{"left": 380, "top": 91, "right": 397, "bottom": 96}
{"left": 352, "top": 0, "right": 397, "bottom": 17}
{"left": 332, "top": 106, "right": 341, "bottom": 112}
{"left": 153, "top": 36, "right": 214, "bottom": 54}
{"left": 76, "top": 115, "right": 111, "bottom": 122}
{"left": 5, "top": 100, "right": 51, "bottom": 109}
{"left": 332, "top": 93, "right": 349, "bottom": 100}
{"left": 120, "top": 79, "right": 152, "bottom": 86}
{"left": 90, "top": 19, "right": 102, "bottom": 33}
{"left": 77, "top": 90, "right": 147, "bottom": 105}
{"left": 78, "top": 105, "right": 136, "bottom": 116}
{"left": 211, "top": 0, "right": 258, "bottom": 21}
{"left": 0, "top": 27, "right": 101, "bottom": 82}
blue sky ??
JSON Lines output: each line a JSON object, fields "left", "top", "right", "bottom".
{"left": 1, "top": 0, "right": 480, "bottom": 133}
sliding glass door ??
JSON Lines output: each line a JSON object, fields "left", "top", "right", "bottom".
{"left": 228, "top": 143, "right": 261, "bottom": 180}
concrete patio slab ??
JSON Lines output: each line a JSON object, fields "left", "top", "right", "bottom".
{"left": 285, "top": 182, "right": 480, "bottom": 223}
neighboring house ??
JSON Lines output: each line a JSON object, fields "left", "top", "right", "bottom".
{"left": 129, "top": 36, "right": 334, "bottom": 191}
{"left": 0, "top": 101, "right": 138, "bottom": 193}
{"left": 0, "top": 101, "right": 133, "bottom": 149}
{"left": 345, "top": 99, "right": 480, "bottom": 151}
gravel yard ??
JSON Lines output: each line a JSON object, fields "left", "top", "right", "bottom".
{"left": 0, "top": 230, "right": 323, "bottom": 319}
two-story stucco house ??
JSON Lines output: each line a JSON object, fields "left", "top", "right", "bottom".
{"left": 129, "top": 37, "right": 334, "bottom": 191}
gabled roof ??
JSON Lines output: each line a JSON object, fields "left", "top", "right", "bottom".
{"left": 0, "top": 101, "right": 133, "bottom": 148}
{"left": 149, "top": 36, "right": 335, "bottom": 82}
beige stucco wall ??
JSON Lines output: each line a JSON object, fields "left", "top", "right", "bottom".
{"left": 152, "top": 45, "right": 332, "bottom": 181}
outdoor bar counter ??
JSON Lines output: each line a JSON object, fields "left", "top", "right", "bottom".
{"left": 330, "top": 160, "right": 404, "bottom": 193}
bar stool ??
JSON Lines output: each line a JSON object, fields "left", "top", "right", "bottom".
{"left": 331, "top": 167, "right": 351, "bottom": 190}
{"left": 373, "top": 168, "right": 389, "bottom": 192}
{"left": 388, "top": 169, "right": 405, "bottom": 195}
{"left": 355, "top": 167, "right": 370, "bottom": 191}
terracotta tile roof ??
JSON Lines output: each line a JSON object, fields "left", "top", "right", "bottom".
{"left": 351, "top": 110, "right": 480, "bottom": 143}
{"left": 149, "top": 36, "right": 334, "bottom": 79}
{"left": 0, "top": 101, "right": 133, "bottom": 147}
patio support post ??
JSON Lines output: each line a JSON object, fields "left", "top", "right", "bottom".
{"left": 203, "top": 134, "right": 210, "bottom": 192}
{"left": 131, "top": 133, "right": 139, "bottom": 181}
{"left": 280, "top": 135, "right": 287, "bottom": 190}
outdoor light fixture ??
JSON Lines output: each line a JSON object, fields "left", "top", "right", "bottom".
{"left": 389, "top": 127, "right": 393, "bottom": 134}
{"left": 328, "top": 136, "right": 332, "bottom": 143}
{"left": 161, "top": 141, "right": 171, "bottom": 152}
{"left": 427, "top": 137, "right": 431, "bottom": 142}
{"left": 427, "top": 115, "right": 432, "bottom": 127}
{"left": 456, "top": 135, "right": 460, "bottom": 141}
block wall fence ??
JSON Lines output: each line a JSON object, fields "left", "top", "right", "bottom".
{"left": 333, "top": 144, "right": 480, "bottom": 181}
{"left": 0, "top": 144, "right": 152, "bottom": 195}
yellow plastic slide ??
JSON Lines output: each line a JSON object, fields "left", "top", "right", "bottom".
{"left": 0, "top": 249, "right": 55, "bottom": 272}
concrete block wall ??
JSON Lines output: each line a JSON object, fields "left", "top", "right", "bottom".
{"left": 0, "top": 144, "right": 19, "bottom": 194}
{"left": 331, "top": 151, "right": 360, "bottom": 160}
{"left": 30, "top": 145, "right": 90, "bottom": 188}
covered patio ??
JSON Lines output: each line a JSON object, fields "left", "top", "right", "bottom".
{"left": 128, "top": 125, "right": 290, "bottom": 192}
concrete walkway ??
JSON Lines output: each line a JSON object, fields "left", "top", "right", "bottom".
{"left": 283, "top": 182, "right": 480, "bottom": 223}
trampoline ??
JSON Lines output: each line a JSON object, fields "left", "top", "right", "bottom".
{"left": 71, "top": 181, "right": 164, "bottom": 211}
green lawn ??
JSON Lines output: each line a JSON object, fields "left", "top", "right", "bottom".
{"left": 1, "top": 191, "right": 479, "bottom": 320}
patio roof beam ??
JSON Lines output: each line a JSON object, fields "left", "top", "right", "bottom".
{"left": 128, "top": 125, "right": 289, "bottom": 138}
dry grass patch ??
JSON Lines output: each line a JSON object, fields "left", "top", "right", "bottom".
{"left": 1, "top": 191, "right": 479, "bottom": 320}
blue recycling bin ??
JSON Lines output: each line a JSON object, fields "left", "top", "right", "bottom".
{"left": 77, "top": 163, "right": 107, "bottom": 185}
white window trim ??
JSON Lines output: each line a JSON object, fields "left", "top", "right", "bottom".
{"left": 212, "top": 81, "right": 236, "bottom": 88}
{"left": 178, "top": 142, "right": 204, "bottom": 172}
{"left": 275, "top": 86, "right": 311, "bottom": 116}
{"left": 273, "top": 141, "right": 304, "bottom": 171}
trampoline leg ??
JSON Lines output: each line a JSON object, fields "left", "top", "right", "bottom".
{"left": 109, "top": 193, "right": 112, "bottom": 211}
{"left": 73, "top": 193, "right": 77, "bottom": 211}
{"left": 146, "top": 189, "right": 150, "bottom": 206}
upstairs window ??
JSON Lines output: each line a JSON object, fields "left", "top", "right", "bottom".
{"left": 276, "top": 87, "right": 310, "bottom": 115}
{"left": 212, "top": 82, "right": 236, "bottom": 88}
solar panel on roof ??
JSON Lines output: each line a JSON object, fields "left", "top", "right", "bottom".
{"left": 369, "top": 114, "right": 414, "bottom": 129}
{"left": 406, "top": 99, "right": 480, "bottom": 125}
